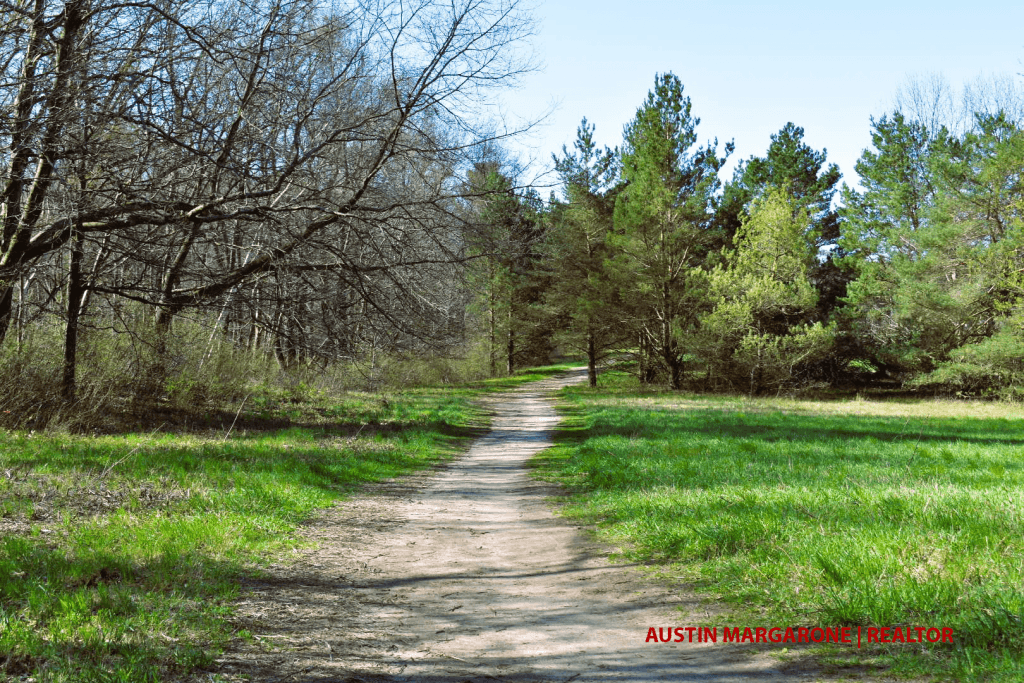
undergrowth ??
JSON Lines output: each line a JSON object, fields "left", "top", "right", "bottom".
{"left": 0, "top": 313, "right": 554, "bottom": 433}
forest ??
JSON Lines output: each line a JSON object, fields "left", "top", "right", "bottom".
{"left": 2, "top": 0, "right": 1024, "bottom": 431}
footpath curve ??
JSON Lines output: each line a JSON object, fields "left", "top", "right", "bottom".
{"left": 220, "top": 368, "right": 820, "bottom": 682}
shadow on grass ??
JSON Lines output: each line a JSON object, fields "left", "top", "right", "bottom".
{"left": 0, "top": 363, "right": 585, "bottom": 680}
{"left": 571, "top": 403, "right": 1024, "bottom": 453}
{"left": 538, "top": 384, "right": 1024, "bottom": 681}
{"left": 0, "top": 410, "right": 487, "bottom": 678}
{"left": 0, "top": 532, "right": 265, "bottom": 680}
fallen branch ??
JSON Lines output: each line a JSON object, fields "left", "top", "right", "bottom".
{"left": 100, "top": 423, "right": 165, "bottom": 478}
{"left": 224, "top": 394, "right": 252, "bottom": 441}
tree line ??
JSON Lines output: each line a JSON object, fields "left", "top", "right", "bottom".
{"left": 473, "top": 72, "right": 1024, "bottom": 399}
{"left": 3, "top": 0, "right": 1022, "bottom": 427}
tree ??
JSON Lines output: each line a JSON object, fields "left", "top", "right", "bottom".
{"left": 545, "top": 119, "right": 622, "bottom": 386}
{"left": 836, "top": 112, "right": 935, "bottom": 376}
{"left": 715, "top": 123, "right": 841, "bottom": 245}
{"left": 465, "top": 163, "right": 545, "bottom": 376}
{"left": 841, "top": 107, "right": 1024, "bottom": 384}
{"left": 841, "top": 112, "right": 934, "bottom": 261}
{"left": 714, "top": 122, "right": 847, "bottom": 323}
{"left": 893, "top": 72, "right": 1024, "bottom": 141}
{"left": 700, "top": 187, "right": 834, "bottom": 393}
{"left": 609, "top": 73, "right": 730, "bottom": 389}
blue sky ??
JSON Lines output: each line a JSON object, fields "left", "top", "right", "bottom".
{"left": 502, "top": 0, "right": 1024, "bottom": 192}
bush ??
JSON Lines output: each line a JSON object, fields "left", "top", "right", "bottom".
{"left": 313, "top": 342, "right": 493, "bottom": 393}
{"left": 0, "top": 308, "right": 495, "bottom": 430}
{"left": 907, "top": 327, "right": 1024, "bottom": 399}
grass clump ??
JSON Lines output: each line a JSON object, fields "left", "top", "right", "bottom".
{"left": 534, "top": 369, "right": 1024, "bottom": 681}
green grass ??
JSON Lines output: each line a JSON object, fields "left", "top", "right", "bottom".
{"left": 534, "top": 370, "right": 1024, "bottom": 682}
{"left": 0, "top": 363, "right": 574, "bottom": 681}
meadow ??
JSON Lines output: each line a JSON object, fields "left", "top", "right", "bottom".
{"left": 534, "top": 370, "right": 1024, "bottom": 682}
{"left": 0, "top": 365, "right": 572, "bottom": 682}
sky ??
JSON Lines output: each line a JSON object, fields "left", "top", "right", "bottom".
{"left": 500, "top": 0, "right": 1024, "bottom": 194}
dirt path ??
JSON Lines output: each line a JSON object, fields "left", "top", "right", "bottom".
{"left": 218, "top": 369, "right": 822, "bottom": 682}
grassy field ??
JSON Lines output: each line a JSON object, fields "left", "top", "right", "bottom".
{"left": 534, "top": 370, "right": 1024, "bottom": 682}
{"left": 0, "top": 364, "right": 573, "bottom": 682}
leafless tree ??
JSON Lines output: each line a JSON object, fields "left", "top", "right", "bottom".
{"left": 0, "top": 0, "right": 536, "bottom": 397}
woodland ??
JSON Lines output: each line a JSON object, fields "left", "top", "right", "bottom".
{"left": 2, "top": 4, "right": 1024, "bottom": 680}
{"left": 3, "top": 0, "right": 1024, "bottom": 429}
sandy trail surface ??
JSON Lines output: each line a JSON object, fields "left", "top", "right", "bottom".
{"left": 219, "top": 368, "right": 821, "bottom": 682}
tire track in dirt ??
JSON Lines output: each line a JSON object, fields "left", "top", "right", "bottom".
{"left": 218, "top": 368, "right": 823, "bottom": 682}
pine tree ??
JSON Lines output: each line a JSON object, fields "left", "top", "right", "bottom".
{"left": 714, "top": 123, "right": 846, "bottom": 320}
{"left": 610, "top": 73, "right": 730, "bottom": 389}
{"left": 545, "top": 120, "right": 622, "bottom": 386}
{"left": 465, "top": 164, "right": 546, "bottom": 375}
{"left": 701, "top": 187, "right": 834, "bottom": 393}
{"left": 843, "top": 109, "right": 1024, "bottom": 392}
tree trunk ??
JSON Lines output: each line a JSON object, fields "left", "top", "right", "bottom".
{"left": 663, "top": 326, "right": 683, "bottom": 390}
{"left": 0, "top": 287, "right": 13, "bottom": 350}
{"left": 662, "top": 280, "right": 683, "bottom": 390}
{"left": 506, "top": 306, "right": 514, "bottom": 376}
{"left": 488, "top": 260, "right": 496, "bottom": 377}
{"left": 489, "top": 303, "right": 496, "bottom": 376}
{"left": 669, "top": 356, "right": 683, "bottom": 390}
{"left": 62, "top": 227, "right": 84, "bottom": 401}
{"left": 638, "top": 333, "right": 648, "bottom": 384}
{"left": 155, "top": 220, "right": 200, "bottom": 357}
{"left": 587, "top": 328, "right": 597, "bottom": 387}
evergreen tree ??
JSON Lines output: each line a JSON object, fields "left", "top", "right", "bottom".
{"left": 716, "top": 122, "right": 841, "bottom": 245}
{"left": 837, "top": 112, "right": 935, "bottom": 375}
{"left": 701, "top": 187, "right": 834, "bottom": 393}
{"left": 715, "top": 123, "right": 847, "bottom": 324}
{"left": 610, "top": 73, "right": 730, "bottom": 389}
{"left": 841, "top": 113, "right": 934, "bottom": 260}
{"left": 465, "top": 164, "right": 547, "bottom": 375}
{"left": 842, "top": 108, "right": 1024, "bottom": 392}
{"left": 545, "top": 120, "right": 622, "bottom": 386}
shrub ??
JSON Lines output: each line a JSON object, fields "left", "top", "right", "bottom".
{"left": 907, "top": 327, "right": 1024, "bottom": 399}
{"left": 0, "top": 312, "right": 279, "bottom": 430}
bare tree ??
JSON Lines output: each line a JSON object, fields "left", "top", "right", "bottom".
{"left": 894, "top": 72, "right": 1024, "bottom": 136}
{"left": 1, "top": 0, "right": 537, "bottom": 396}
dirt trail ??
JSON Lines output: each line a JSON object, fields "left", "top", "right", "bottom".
{"left": 219, "top": 369, "right": 821, "bottom": 682}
